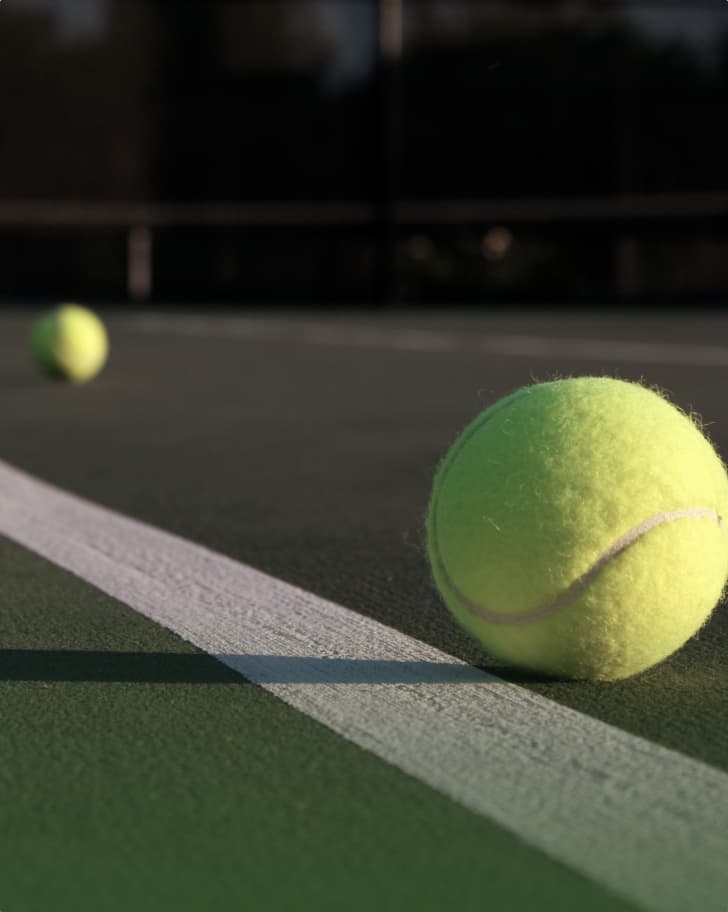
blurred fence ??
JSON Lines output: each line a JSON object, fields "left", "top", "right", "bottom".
{"left": 0, "top": 193, "right": 726, "bottom": 304}
{"left": 0, "top": 0, "right": 727, "bottom": 305}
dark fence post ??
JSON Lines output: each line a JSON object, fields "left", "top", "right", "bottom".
{"left": 377, "top": 0, "right": 403, "bottom": 306}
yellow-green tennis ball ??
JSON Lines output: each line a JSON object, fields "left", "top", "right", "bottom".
{"left": 426, "top": 377, "right": 728, "bottom": 681}
{"left": 31, "top": 304, "right": 109, "bottom": 383}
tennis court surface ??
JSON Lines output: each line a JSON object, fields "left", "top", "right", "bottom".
{"left": 2, "top": 309, "right": 728, "bottom": 912}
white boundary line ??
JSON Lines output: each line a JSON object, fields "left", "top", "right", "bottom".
{"left": 2, "top": 459, "right": 728, "bottom": 911}
{"left": 128, "top": 314, "right": 728, "bottom": 368}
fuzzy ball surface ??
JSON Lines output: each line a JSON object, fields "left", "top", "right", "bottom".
{"left": 426, "top": 377, "right": 728, "bottom": 680}
{"left": 31, "top": 304, "right": 109, "bottom": 383}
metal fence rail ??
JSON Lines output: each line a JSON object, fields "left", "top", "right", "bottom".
{"left": 0, "top": 193, "right": 725, "bottom": 301}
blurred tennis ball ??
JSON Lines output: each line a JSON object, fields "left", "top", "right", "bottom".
{"left": 31, "top": 304, "right": 109, "bottom": 383}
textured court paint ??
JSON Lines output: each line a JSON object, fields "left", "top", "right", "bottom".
{"left": 0, "top": 539, "right": 636, "bottom": 912}
{"left": 131, "top": 314, "right": 728, "bottom": 368}
{"left": 1, "top": 460, "right": 728, "bottom": 912}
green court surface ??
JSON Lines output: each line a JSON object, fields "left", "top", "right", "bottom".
{"left": 1, "top": 541, "right": 634, "bottom": 912}
{"left": 2, "top": 309, "right": 728, "bottom": 911}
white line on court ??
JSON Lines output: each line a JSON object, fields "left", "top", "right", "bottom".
{"left": 129, "top": 314, "right": 728, "bottom": 368}
{"left": 2, "top": 458, "right": 728, "bottom": 912}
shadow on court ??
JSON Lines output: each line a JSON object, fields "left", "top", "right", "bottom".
{"left": 0, "top": 649, "right": 557, "bottom": 685}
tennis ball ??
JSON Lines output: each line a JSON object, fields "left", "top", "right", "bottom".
{"left": 426, "top": 377, "right": 728, "bottom": 681}
{"left": 31, "top": 304, "right": 108, "bottom": 383}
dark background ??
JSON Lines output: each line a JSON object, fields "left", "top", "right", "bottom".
{"left": 0, "top": 0, "right": 726, "bottom": 305}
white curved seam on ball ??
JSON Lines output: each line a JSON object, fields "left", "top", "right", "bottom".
{"left": 438, "top": 507, "right": 723, "bottom": 627}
